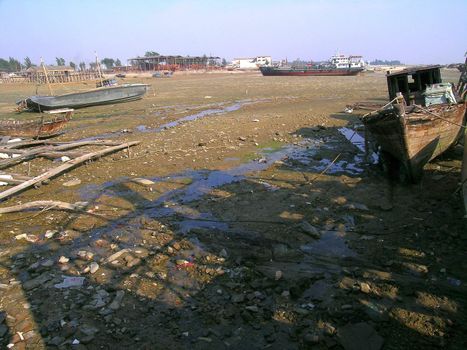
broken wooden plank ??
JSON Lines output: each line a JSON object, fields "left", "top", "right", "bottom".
{"left": 0, "top": 177, "right": 26, "bottom": 185}
{"left": 0, "top": 140, "right": 127, "bottom": 169}
{"left": 0, "top": 148, "right": 26, "bottom": 155}
{"left": 38, "top": 151, "right": 87, "bottom": 160}
{"left": 3, "top": 139, "right": 121, "bottom": 150}
{"left": 0, "top": 141, "right": 139, "bottom": 201}
{"left": 0, "top": 200, "right": 88, "bottom": 214}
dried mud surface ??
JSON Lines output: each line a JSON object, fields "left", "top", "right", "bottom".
{"left": 0, "top": 70, "right": 466, "bottom": 349}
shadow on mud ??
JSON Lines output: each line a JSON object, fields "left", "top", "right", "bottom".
{"left": 1, "top": 121, "right": 466, "bottom": 349}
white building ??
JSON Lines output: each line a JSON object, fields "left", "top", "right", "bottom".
{"left": 231, "top": 56, "right": 272, "bottom": 69}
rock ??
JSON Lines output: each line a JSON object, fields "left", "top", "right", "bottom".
{"left": 41, "top": 259, "right": 54, "bottom": 267}
{"left": 275, "top": 270, "right": 283, "bottom": 281}
{"left": 109, "top": 291, "right": 125, "bottom": 310}
{"left": 63, "top": 178, "right": 81, "bottom": 187}
{"left": 126, "top": 258, "right": 141, "bottom": 268}
{"left": 105, "top": 249, "right": 129, "bottom": 263}
{"left": 344, "top": 203, "right": 369, "bottom": 211}
{"left": 48, "top": 336, "right": 65, "bottom": 346}
{"left": 15, "top": 234, "right": 38, "bottom": 243}
{"left": 402, "top": 262, "right": 428, "bottom": 276}
{"left": 360, "top": 282, "right": 371, "bottom": 294}
{"left": 0, "top": 312, "right": 5, "bottom": 324}
{"left": 79, "top": 324, "right": 99, "bottom": 337}
{"left": 338, "top": 322, "right": 384, "bottom": 350}
{"left": 302, "top": 280, "right": 332, "bottom": 302}
{"left": 300, "top": 221, "right": 321, "bottom": 239}
{"left": 77, "top": 250, "right": 94, "bottom": 261}
{"left": 238, "top": 136, "right": 247, "bottom": 141}
{"left": 172, "top": 242, "right": 181, "bottom": 251}
{"left": 131, "top": 178, "right": 155, "bottom": 186}
{"left": 304, "top": 333, "right": 319, "bottom": 344}
{"left": 44, "top": 230, "right": 57, "bottom": 239}
{"left": 54, "top": 276, "right": 85, "bottom": 289}
{"left": 23, "top": 273, "right": 51, "bottom": 291}
{"left": 89, "top": 262, "right": 99, "bottom": 274}
{"left": 231, "top": 294, "right": 245, "bottom": 303}
{"left": 0, "top": 324, "right": 7, "bottom": 337}
{"left": 58, "top": 256, "right": 70, "bottom": 264}
{"left": 219, "top": 248, "right": 228, "bottom": 258}
{"left": 245, "top": 305, "right": 259, "bottom": 312}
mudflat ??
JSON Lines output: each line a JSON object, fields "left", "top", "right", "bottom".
{"left": 0, "top": 70, "right": 465, "bottom": 349}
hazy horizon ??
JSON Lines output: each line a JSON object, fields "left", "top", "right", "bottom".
{"left": 1, "top": 0, "right": 466, "bottom": 66}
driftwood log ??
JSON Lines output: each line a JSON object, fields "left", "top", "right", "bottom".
{"left": 0, "top": 141, "right": 139, "bottom": 201}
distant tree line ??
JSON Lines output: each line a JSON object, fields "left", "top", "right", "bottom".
{"left": 0, "top": 56, "right": 124, "bottom": 72}
{"left": 370, "top": 59, "right": 402, "bottom": 66}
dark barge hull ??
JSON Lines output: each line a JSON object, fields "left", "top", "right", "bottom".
{"left": 260, "top": 66, "right": 364, "bottom": 76}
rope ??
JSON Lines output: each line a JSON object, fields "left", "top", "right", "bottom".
{"left": 361, "top": 96, "right": 399, "bottom": 118}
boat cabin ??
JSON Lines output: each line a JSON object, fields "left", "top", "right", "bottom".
{"left": 386, "top": 65, "right": 443, "bottom": 106}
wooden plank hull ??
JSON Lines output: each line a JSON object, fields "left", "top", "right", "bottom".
{"left": 362, "top": 102, "right": 466, "bottom": 182}
{"left": 462, "top": 131, "right": 467, "bottom": 218}
{"left": 23, "top": 84, "right": 148, "bottom": 112}
{"left": 0, "top": 116, "right": 70, "bottom": 138}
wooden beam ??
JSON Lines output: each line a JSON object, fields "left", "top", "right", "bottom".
{"left": 0, "top": 141, "right": 139, "bottom": 201}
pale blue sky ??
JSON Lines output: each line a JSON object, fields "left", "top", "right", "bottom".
{"left": 1, "top": 0, "right": 466, "bottom": 65}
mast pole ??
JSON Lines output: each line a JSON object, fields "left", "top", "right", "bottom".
{"left": 41, "top": 57, "right": 53, "bottom": 96}
{"left": 95, "top": 51, "right": 104, "bottom": 87}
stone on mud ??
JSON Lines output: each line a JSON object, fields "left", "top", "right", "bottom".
{"left": 300, "top": 221, "right": 321, "bottom": 239}
{"left": 338, "top": 322, "right": 383, "bottom": 350}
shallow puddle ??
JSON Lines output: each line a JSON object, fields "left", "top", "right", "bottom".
{"left": 82, "top": 99, "right": 256, "bottom": 140}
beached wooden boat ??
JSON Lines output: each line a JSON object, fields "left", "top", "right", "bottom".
{"left": 19, "top": 83, "right": 148, "bottom": 112}
{"left": 0, "top": 109, "right": 72, "bottom": 139}
{"left": 361, "top": 66, "right": 466, "bottom": 182}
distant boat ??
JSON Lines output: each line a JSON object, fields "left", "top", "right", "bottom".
{"left": 0, "top": 109, "right": 72, "bottom": 138}
{"left": 260, "top": 54, "right": 365, "bottom": 76}
{"left": 18, "top": 84, "right": 148, "bottom": 112}
{"left": 361, "top": 65, "right": 466, "bottom": 182}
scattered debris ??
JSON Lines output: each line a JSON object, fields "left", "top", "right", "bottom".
{"left": 54, "top": 276, "right": 85, "bottom": 289}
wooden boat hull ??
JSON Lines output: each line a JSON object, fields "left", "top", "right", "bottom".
{"left": 362, "top": 102, "right": 466, "bottom": 182}
{"left": 0, "top": 116, "right": 70, "bottom": 138}
{"left": 462, "top": 130, "right": 467, "bottom": 218}
{"left": 23, "top": 84, "right": 148, "bottom": 112}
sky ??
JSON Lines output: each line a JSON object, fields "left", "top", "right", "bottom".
{"left": 1, "top": 0, "right": 466, "bottom": 66}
